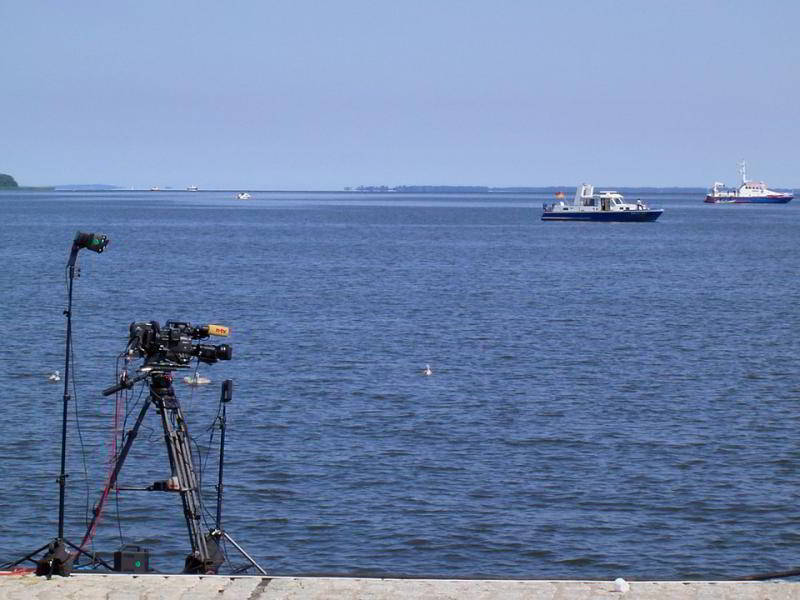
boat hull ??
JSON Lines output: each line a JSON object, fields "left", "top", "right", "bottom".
{"left": 704, "top": 195, "right": 793, "bottom": 204}
{"left": 541, "top": 209, "right": 663, "bottom": 222}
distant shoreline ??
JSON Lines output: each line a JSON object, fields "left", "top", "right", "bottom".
{"left": 1, "top": 186, "right": 55, "bottom": 191}
{"left": 6, "top": 186, "right": 716, "bottom": 194}
{"left": 6, "top": 185, "right": 796, "bottom": 194}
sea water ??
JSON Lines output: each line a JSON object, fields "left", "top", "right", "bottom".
{"left": 0, "top": 189, "right": 798, "bottom": 579}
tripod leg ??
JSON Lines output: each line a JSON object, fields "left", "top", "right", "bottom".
{"left": 221, "top": 532, "right": 268, "bottom": 575}
{"left": 157, "top": 393, "right": 212, "bottom": 571}
{"left": 2, "top": 542, "right": 53, "bottom": 568}
{"left": 77, "top": 398, "right": 151, "bottom": 552}
{"left": 63, "top": 539, "right": 114, "bottom": 571}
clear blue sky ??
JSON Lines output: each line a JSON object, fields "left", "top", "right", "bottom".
{"left": 1, "top": 1, "right": 798, "bottom": 189}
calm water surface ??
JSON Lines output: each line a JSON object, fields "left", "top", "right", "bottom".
{"left": 0, "top": 189, "right": 798, "bottom": 579}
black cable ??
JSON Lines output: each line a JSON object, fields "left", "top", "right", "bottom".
{"left": 197, "top": 395, "right": 233, "bottom": 572}
{"left": 190, "top": 427, "right": 216, "bottom": 529}
{"left": 181, "top": 366, "right": 225, "bottom": 532}
{"left": 120, "top": 379, "right": 146, "bottom": 445}
{"left": 184, "top": 361, "right": 199, "bottom": 414}
{"left": 202, "top": 401, "right": 224, "bottom": 474}
{"left": 189, "top": 434, "right": 210, "bottom": 529}
{"left": 193, "top": 370, "right": 225, "bottom": 527}
{"left": 114, "top": 380, "right": 136, "bottom": 550}
{"left": 111, "top": 354, "right": 125, "bottom": 551}
{"left": 122, "top": 380, "right": 155, "bottom": 443}
{"left": 115, "top": 439, "right": 124, "bottom": 549}
{"left": 197, "top": 401, "right": 223, "bottom": 526}
{"left": 112, "top": 352, "right": 128, "bottom": 461}
{"left": 70, "top": 335, "right": 93, "bottom": 559}
{"left": 113, "top": 379, "right": 149, "bottom": 547}
{"left": 109, "top": 362, "right": 145, "bottom": 552}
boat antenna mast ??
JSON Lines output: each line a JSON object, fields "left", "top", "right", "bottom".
{"left": 739, "top": 159, "right": 748, "bottom": 184}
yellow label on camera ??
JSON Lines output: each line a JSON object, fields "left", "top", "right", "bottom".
{"left": 207, "top": 324, "right": 230, "bottom": 337}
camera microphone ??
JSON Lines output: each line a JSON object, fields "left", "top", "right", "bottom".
{"left": 205, "top": 324, "right": 230, "bottom": 337}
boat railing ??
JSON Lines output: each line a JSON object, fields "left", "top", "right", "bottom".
{"left": 543, "top": 201, "right": 568, "bottom": 212}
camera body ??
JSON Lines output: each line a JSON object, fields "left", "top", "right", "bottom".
{"left": 128, "top": 320, "right": 232, "bottom": 368}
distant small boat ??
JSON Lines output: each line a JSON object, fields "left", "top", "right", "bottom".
{"left": 236, "top": 192, "right": 252, "bottom": 200}
{"left": 183, "top": 374, "right": 211, "bottom": 386}
{"left": 542, "top": 184, "right": 662, "bottom": 222}
{"left": 422, "top": 364, "right": 433, "bottom": 376}
{"left": 149, "top": 186, "right": 160, "bottom": 191}
{"left": 48, "top": 370, "right": 61, "bottom": 382}
{"left": 705, "top": 161, "right": 792, "bottom": 204}
{"left": 186, "top": 185, "right": 199, "bottom": 192}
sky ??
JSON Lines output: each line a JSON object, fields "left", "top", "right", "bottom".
{"left": 1, "top": 1, "right": 798, "bottom": 189}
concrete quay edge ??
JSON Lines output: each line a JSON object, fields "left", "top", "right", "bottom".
{"left": 1, "top": 573, "right": 798, "bottom": 599}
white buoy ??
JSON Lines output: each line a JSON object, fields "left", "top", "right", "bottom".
{"left": 422, "top": 364, "right": 432, "bottom": 376}
{"left": 614, "top": 577, "right": 630, "bottom": 593}
{"left": 48, "top": 370, "right": 61, "bottom": 382}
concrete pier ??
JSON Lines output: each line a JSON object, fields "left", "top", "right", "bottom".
{"left": 0, "top": 574, "right": 798, "bottom": 599}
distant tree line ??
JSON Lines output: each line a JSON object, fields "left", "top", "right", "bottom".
{"left": 352, "top": 185, "right": 491, "bottom": 193}
{"left": 0, "top": 173, "right": 19, "bottom": 188}
{"left": 395, "top": 185, "right": 490, "bottom": 193}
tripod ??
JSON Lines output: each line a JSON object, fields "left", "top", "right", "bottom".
{"left": 208, "top": 380, "right": 267, "bottom": 575}
{"left": 80, "top": 369, "right": 266, "bottom": 574}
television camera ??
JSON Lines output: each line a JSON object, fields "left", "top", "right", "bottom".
{"left": 127, "top": 320, "right": 232, "bottom": 370}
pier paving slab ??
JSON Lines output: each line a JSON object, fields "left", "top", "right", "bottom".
{"left": 0, "top": 574, "right": 798, "bottom": 599}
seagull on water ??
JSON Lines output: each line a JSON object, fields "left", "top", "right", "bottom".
{"left": 48, "top": 370, "right": 61, "bottom": 382}
{"left": 422, "top": 364, "right": 432, "bottom": 376}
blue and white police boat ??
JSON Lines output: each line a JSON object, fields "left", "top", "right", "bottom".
{"left": 542, "top": 184, "right": 663, "bottom": 222}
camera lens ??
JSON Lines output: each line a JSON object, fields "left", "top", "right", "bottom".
{"left": 216, "top": 344, "right": 232, "bottom": 361}
{"left": 194, "top": 343, "right": 232, "bottom": 363}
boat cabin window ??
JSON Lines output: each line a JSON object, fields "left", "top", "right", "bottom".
{"left": 612, "top": 198, "right": 621, "bottom": 205}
